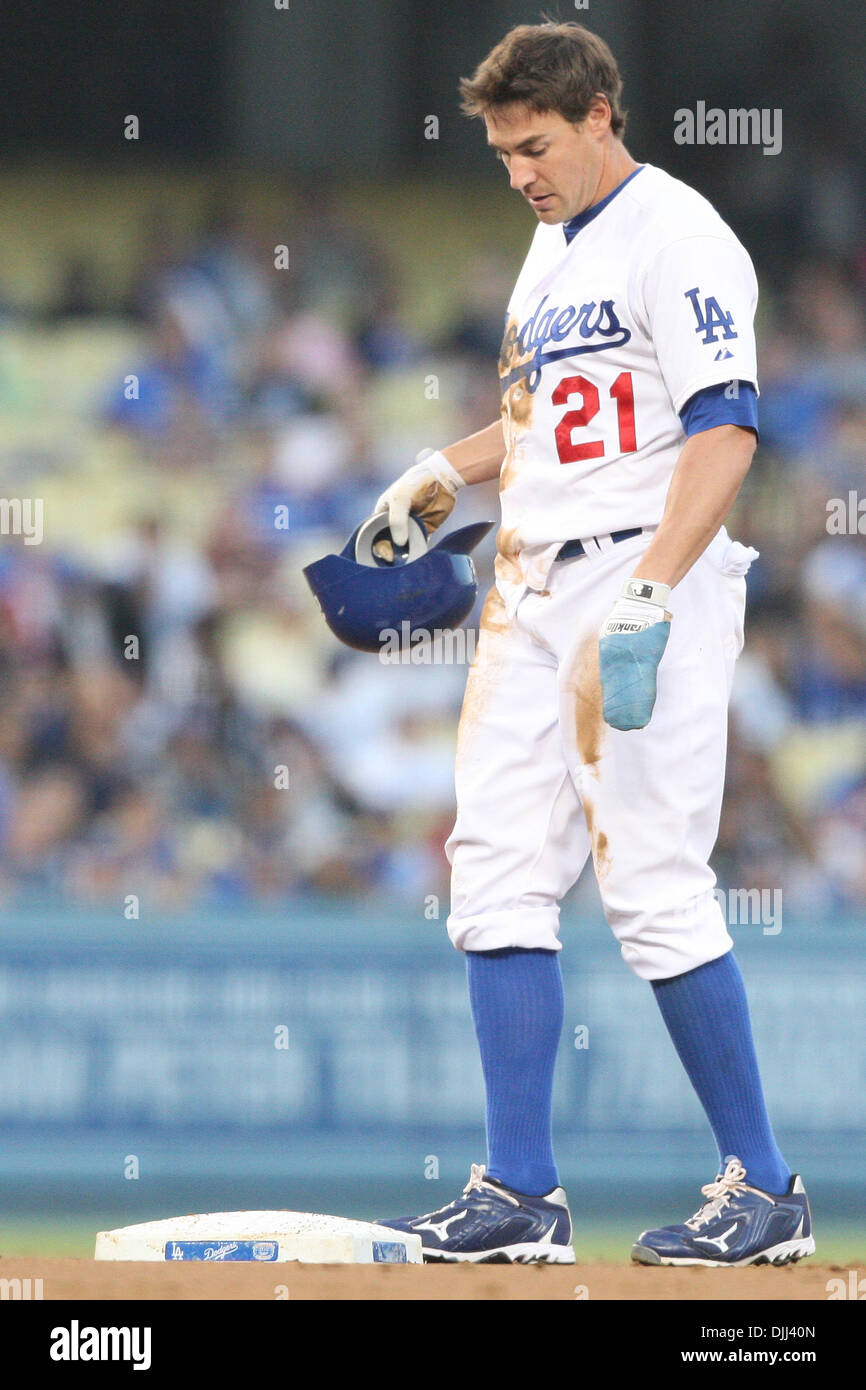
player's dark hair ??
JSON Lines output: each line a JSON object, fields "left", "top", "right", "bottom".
{"left": 459, "top": 21, "right": 627, "bottom": 137}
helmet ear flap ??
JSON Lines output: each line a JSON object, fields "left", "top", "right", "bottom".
{"left": 430, "top": 521, "right": 495, "bottom": 556}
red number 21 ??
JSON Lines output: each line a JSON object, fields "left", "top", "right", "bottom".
{"left": 553, "top": 371, "right": 636, "bottom": 463}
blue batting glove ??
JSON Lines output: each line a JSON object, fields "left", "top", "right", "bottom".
{"left": 598, "top": 578, "right": 672, "bottom": 731}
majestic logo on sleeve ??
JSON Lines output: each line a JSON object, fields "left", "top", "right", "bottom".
{"left": 500, "top": 295, "right": 631, "bottom": 394}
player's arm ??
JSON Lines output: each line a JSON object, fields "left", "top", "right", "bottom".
{"left": 599, "top": 419, "right": 754, "bottom": 729}
{"left": 599, "top": 414, "right": 757, "bottom": 732}
{"left": 375, "top": 420, "right": 505, "bottom": 544}
{"left": 440, "top": 419, "right": 507, "bottom": 484}
{"left": 599, "top": 233, "right": 760, "bottom": 731}
{"left": 633, "top": 233, "right": 760, "bottom": 591}
{"left": 631, "top": 421, "right": 756, "bottom": 590}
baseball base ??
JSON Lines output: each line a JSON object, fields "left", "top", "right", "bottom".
{"left": 94, "top": 1211, "right": 423, "bottom": 1264}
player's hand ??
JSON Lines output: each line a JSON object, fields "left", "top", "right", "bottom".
{"left": 598, "top": 578, "right": 672, "bottom": 731}
{"left": 373, "top": 448, "right": 465, "bottom": 553}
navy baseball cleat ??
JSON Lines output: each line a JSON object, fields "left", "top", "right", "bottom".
{"left": 377, "top": 1163, "right": 575, "bottom": 1264}
{"left": 631, "top": 1157, "right": 815, "bottom": 1267}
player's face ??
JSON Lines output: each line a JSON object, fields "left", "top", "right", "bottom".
{"left": 484, "top": 105, "right": 607, "bottom": 224}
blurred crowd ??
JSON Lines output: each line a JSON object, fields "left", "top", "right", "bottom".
{"left": 1, "top": 178, "right": 866, "bottom": 918}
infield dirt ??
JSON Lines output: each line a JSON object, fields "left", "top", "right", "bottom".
{"left": 0, "top": 1256, "right": 845, "bottom": 1300}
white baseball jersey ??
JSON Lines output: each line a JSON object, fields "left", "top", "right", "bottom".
{"left": 496, "top": 162, "right": 759, "bottom": 608}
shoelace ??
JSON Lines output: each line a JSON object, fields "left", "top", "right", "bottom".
{"left": 463, "top": 1163, "right": 488, "bottom": 1195}
{"left": 462, "top": 1163, "right": 520, "bottom": 1207}
{"left": 411, "top": 1163, "right": 492, "bottom": 1224}
{"left": 685, "top": 1157, "right": 751, "bottom": 1231}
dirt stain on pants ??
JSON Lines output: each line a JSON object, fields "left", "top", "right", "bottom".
{"left": 454, "top": 586, "right": 509, "bottom": 775}
{"left": 568, "top": 631, "right": 611, "bottom": 881}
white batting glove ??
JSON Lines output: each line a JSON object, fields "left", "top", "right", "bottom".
{"left": 374, "top": 448, "right": 465, "bottom": 547}
{"left": 600, "top": 578, "right": 672, "bottom": 636}
{"left": 599, "top": 579, "right": 673, "bottom": 731}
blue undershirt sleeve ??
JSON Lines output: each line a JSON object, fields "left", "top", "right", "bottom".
{"left": 679, "top": 381, "right": 759, "bottom": 440}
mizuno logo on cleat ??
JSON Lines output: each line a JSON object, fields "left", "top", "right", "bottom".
{"left": 415, "top": 1209, "right": 468, "bottom": 1242}
{"left": 694, "top": 1221, "right": 740, "bottom": 1253}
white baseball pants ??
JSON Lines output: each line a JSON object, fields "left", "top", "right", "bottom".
{"left": 445, "top": 527, "right": 756, "bottom": 981}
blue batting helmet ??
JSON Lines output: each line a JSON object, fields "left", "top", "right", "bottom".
{"left": 302, "top": 511, "right": 495, "bottom": 653}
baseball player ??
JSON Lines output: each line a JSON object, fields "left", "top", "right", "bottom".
{"left": 378, "top": 22, "right": 814, "bottom": 1265}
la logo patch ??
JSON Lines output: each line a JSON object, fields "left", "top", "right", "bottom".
{"left": 684, "top": 286, "right": 738, "bottom": 344}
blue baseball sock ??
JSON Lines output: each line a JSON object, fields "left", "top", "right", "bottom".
{"left": 651, "top": 951, "right": 791, "bottom": 1195}
{"left": 466, "top": 946, "right": 563, "bottom": 1197}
